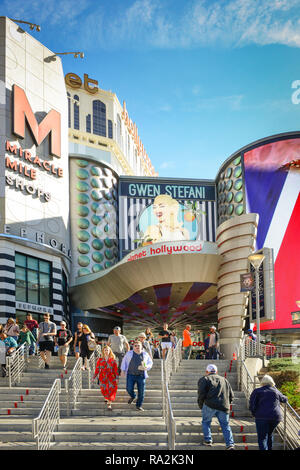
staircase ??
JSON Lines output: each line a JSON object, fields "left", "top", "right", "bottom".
{"left": 169, "top": 359, "right": 283, "bottom": 450}
{"left": 0, "top": 355, "right": 285, "bottom": 450}
{"left": 0, "top": 356, "right": 168, "bottom": 450}
{"left": 51, "top": 358, "right": 168, "bottom": 449}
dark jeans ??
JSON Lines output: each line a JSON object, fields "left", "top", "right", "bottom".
{"left": 208, "top": 346, "right": 218, "bottom": 360}
{"left": 114, "top": 352, "right": 125, "bottom": 374}
{"left": 183, "top": 345, "right": 192, "bottom": 360}
{"left": 126, "top": 373, "right": 146, "bottom": 408}
{"left": 255, "top": 419, "right": 280, "bottom": 450}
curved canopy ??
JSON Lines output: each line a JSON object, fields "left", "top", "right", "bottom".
{"left": 70, "top": 241, "right": 220, "bottom": 328}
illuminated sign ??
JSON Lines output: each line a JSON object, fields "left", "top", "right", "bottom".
{"left": 124, "top": 240, "right": 217, "bottom": 263}
{"left": 122, "top": 101, "right": 151, "bottom": 166}
{"left": 65, "top": 72, "right": 98, "bottom": 94}
{"left": 6, "top": 86, "right": 64, "bottom": 202}
{"left": 12, "top": 84, "right": 61, "bottom": 158}
{"left": 123, "top": 182, "right": 214, "bottom": 200}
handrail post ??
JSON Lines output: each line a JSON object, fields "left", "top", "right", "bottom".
{"left": 283, "top": 402, "right": 287, "bottom": 450}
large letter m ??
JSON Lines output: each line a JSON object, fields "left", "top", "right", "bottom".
{"left": 12, "top": 84, "right": 61, "bottom": 158}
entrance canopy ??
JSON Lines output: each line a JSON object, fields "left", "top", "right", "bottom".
{"left": 70, "top": 241, "right": 220, "bottom": 329}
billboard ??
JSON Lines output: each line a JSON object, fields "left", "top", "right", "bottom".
{"left": 118, "top": 177, "right": 216, "bottom": 259}
{"left": 243, "top": 137, "right": 300, "bottom": 331}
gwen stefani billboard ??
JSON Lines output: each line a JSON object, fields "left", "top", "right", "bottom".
{"left": 118, "top": 176, "right": 216, "bottom": 259}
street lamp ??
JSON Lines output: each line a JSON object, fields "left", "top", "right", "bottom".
{"left": 44, "top": 51, "right": 85, "bottom": 63}
{"left": 10, "top": 19, "right": 41, "bottom": 31}
{"left": 248, "top": 252, "right": 265, "bottom": 355}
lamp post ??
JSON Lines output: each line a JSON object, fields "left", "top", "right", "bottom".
{"left": 248, "top": 252, "right": 265, "bottom": 356}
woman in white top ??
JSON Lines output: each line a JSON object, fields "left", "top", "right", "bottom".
{"left": 3, "top": 318, "right": 19, "bottom": 341}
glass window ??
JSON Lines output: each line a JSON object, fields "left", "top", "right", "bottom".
{"left": 93, "top": 100, "right": 106, "bottom": 137}
{"left": 108, "top": 120, "right": 113, "bottom": 139}
{"left": 27, "top": 257, "right": 38, "bottom": 271}
{"left": 86, "top": 114, "right": 91, "bottom": 133}
{"left": 39, "top": 260, "right": 50, "bottom": 274}
{"left": 74, "top": 95, "right": 80, "bottom": 130}
{"left": 39, "top": 272, "right": 51, "bottom": 306}
{"left": 15, "top": 267, "right": 26, "bottom": 302}
{"left": 15, "top": 253, "right": 52, "bottom": 306}
{"left": 67, "top": 92, "right": 71, "bottom": 128}
{"left": 15, "top": 253, "right": 26, "bottom": 267}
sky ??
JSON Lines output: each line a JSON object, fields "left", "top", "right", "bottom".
{"left": 3, "top": 0, "right": 300, "bottom": 179}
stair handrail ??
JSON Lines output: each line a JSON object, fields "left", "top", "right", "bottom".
{"left": 64, "top": 357, "right": 83, "bottom": 416}
{"left": 32, "top": 378, "right": 61, "bottom": 450}
{"left": 164, "top": 339, "right": 183, "bottom": 385}
{"left": 161, "top": 359, "right": 176, "bottom": 450}
{"left": 87, "top": 345, "right": 102, "bottom": 389}
{"left": 6, "top": 343, "right": 29, "bottom": 387}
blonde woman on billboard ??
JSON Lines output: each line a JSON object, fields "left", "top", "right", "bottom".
{"left": 142, "top": 194, "right": 190, "bottom": 245}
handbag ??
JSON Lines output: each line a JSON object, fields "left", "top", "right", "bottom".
{"left": 88, "top": 338, "right": 97, "bottom": 351}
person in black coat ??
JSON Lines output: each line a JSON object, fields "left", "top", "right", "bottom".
{"left": 249, "top": 374, "right": 288, "bottom": 450}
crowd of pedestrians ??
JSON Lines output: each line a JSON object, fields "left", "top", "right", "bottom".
{"left": 0, "top": 315, "right": 290, "bottom": 450}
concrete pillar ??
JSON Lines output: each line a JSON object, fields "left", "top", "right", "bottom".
{"left": 216, "top": 213, "right": 259, "bottom": 359}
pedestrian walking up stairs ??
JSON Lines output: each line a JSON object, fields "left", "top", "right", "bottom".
{"left": 169, "top": 359, "right": 283, "bottom": 450}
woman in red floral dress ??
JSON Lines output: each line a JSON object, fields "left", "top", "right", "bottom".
{"left": 93, "top": 345, "right": 119, "bottom": 410}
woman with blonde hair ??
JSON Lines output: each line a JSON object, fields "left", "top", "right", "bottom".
{"left": 93, "top": 345, "right": 119, "bottom": 410}
{"left": 78, "top": 324, "right": 96, "bottom": 370}
{"left": 142, "top": 194, "right": 190, "bottom": 245}
{"left": 3, "top": 318, "right": 19, "bottom": 341}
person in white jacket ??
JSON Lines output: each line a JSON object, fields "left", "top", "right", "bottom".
{"left": 121, "top": 341, "right": 153, "bottom": 411}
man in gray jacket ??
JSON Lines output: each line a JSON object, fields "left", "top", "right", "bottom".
{"left": 198, "top": 364, "right": 235, "bottom": 449}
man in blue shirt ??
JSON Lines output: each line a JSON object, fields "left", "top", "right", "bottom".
{"left": 0, "top": 331, "right": 17, "bottom": 377}
{"left": 121, "top": 340, "right": 153, "bottom": 411}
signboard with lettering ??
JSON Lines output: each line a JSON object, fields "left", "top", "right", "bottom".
{"left": 119, "top": 176, "right": 216, "bottom": 259}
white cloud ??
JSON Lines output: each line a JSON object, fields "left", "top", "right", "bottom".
{"left": 4, "top": 0, "right": 300, "bottom": 50}
{"left": 159, "top": 161, "right": 176, "bottom": 170}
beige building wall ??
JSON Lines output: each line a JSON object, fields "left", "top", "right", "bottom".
{"left": 66, "top": 76, "right": 156, "bottom": 177}
{"left": 216, "top": 213, "right": 259, "bottom": 358}
{"left": 0, "top": 17, "right": 70, "bottom": 254}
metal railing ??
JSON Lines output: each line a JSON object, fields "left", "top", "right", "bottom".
{"left": 65, "top": 357, "right": 83, "bottom": 416}
{"left": 164, "top": 339, "right": 182, "bottom": 385}
{"left": 32, "top": 379, "right": 61, "bottom": 450}
{"left": 278, "top": 402, "right": 300, "bottom": 450}
{"left": 241, "top": 336, "right": 300, "bottom": 361}
{"left": 6, "top": 344, "right": 29, "bottom": 387}
{"left": 87, "top": 345, "right": 102, "bottom": 389}
{"left": 239, "top": 342, "right": 300, "bottom": 450}
{"left": 161, "top": 359, "right": 176, "bottom": 450}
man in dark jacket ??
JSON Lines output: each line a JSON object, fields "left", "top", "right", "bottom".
{"left": 198, "top": 364, "right": 235, "bottom": 449}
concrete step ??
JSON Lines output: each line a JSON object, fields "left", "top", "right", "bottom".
{"left": 58, "top": 417, "right": 166, "bottom": 432}
{"left": 0, "top": 441, "right": 37, "bottom": 450}
{"left": 51, "top": 441, "right": 169, "bottom": 450}
{"left": 175, "top": 417, "right": 256, "bottom": 433}
{"left": 175, "top": 442, "right": 283, "bottom": 450}
{"left": 175, "top": 431, "right": 283, "bottom": 444}
{"left": 173, "top": 410, "right": 252, "bottom": 417}
{"left": 0, "top": 431, "right": 35, "bottom": 442}
{"left": 53, "top": 431, "right": 168, "bottom": 443}
{"left": 70, "top": 409, "right": 163, "bottom": 417}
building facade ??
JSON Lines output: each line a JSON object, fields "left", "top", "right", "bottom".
{"left": 0, "top": 17, "right": 299, "bottom": 354}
